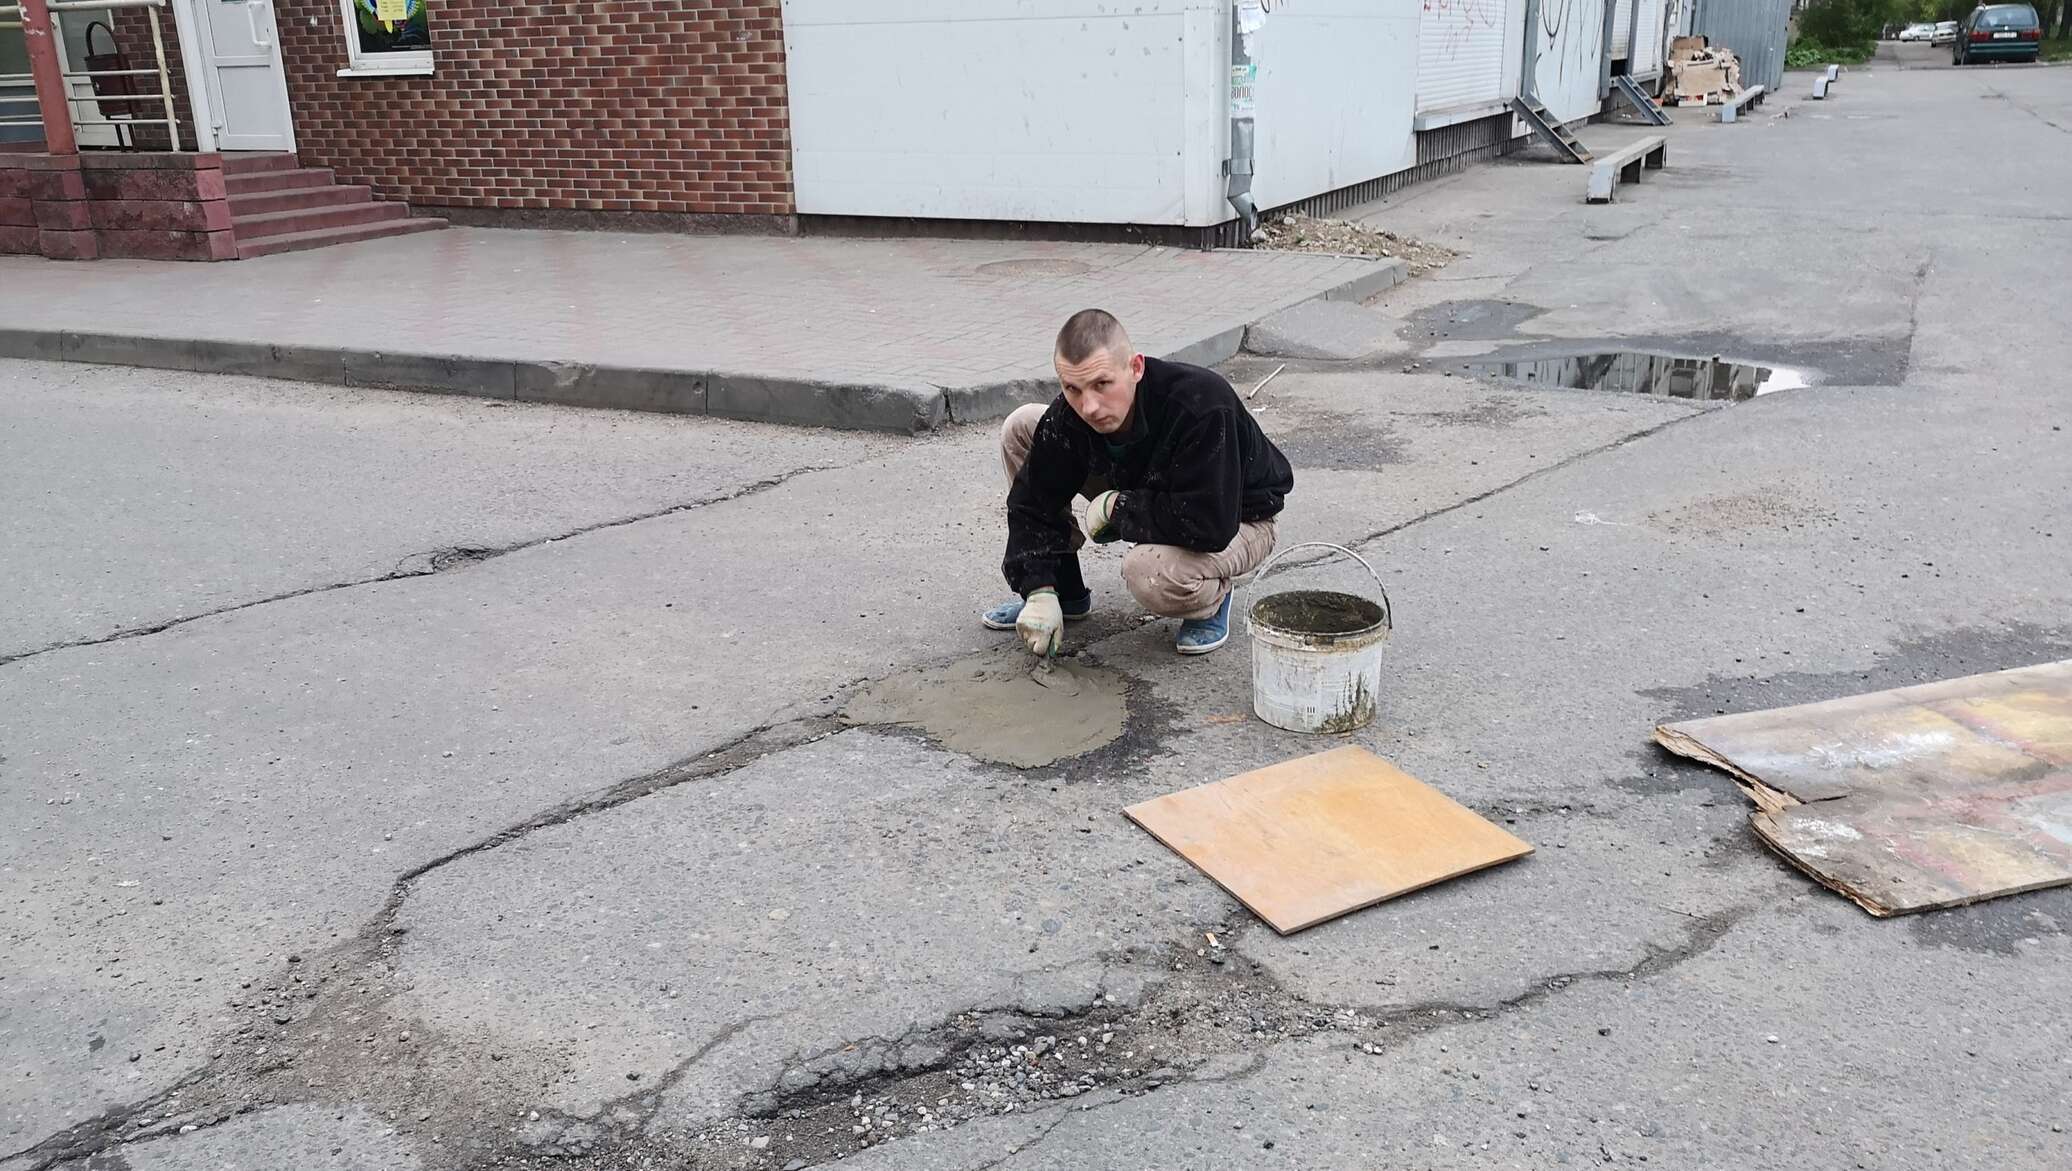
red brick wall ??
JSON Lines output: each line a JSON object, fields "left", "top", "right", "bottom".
{"left": 276, "top": 1, "right": 794, "bottom": 219}
{"left": 102, "top": 8, "right": 195, "bottom": 152}
{"left": 111, "top": 2, "right": 792, "bottom": 222}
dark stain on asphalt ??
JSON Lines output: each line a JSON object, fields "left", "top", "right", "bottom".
{"left": 1907, "top": 888, "right": 2072, "bottom": 956}
{"left": 1637, "top": 622, "right": 2072, "bottom": 727}
{"left": 1610, "top": 756, "right": 1745, "bottom": 800}
{"left": 1404, "top": 299, "right": 1548, "bottom": 343}
{"left": 1256, "top": 402, "right": 1407, "bottom": 470}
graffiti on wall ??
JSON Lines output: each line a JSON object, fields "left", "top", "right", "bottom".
{"left": 1423, "top": 0, "right": 1503, "bottom": 61}
{"left": 1535, "top": 0, "right": 1606, "bottom": 118}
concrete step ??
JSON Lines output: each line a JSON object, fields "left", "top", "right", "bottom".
{"left": 220, "top": 152, "right": 301, "bottom": 176}
{"left": 235, "top": 217, "right": 447, "bottom": 260}
{"left": 228, "top": 185, "right": 374, "bottom": 217}
{"left": 224, "top": 167, "right": 337, "bottom": 196}
{"left": 231, "top": 201, "right": 409, "bottom": 241}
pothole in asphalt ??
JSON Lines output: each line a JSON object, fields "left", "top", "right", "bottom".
{"left": 1458, "top": 350, "right": 1811, "bottom": 401}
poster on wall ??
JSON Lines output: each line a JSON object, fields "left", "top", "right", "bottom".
{"left": 356, "top": 0, "right": 429, "bottom": 50}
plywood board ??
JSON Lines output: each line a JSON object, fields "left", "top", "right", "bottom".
{"left": 1656, "top": 659, "right": 2072, "bottom": 917}
{"left": 1123, "top": 746, "right": 1533, "bottom": 935}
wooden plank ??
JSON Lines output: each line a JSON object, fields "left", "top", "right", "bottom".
{"left": 1123, "top": 746, "right": 1533, "bottom": 935}
{"left": 1656, "top": 659, "right": 2072, "bottom": 916}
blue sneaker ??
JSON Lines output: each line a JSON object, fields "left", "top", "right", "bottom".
{"left": 981, "top": 592, "right": 1093, "bottom": 631}
{"left": 1175, "top": 592, "right": 1234, "bottom": 655}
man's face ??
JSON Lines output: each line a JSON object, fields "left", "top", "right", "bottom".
{"left": 1055, "top": 346, "right": 1143, "bottom": 434}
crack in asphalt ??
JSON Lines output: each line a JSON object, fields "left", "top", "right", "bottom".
{"left": 2, "top": 1067, "right": 215, "bottom": 1171}
{"left": 1261, "top": 405, "right": 1713, "bottom": 579}
{"left": 1981, "top": 83, "right": 2072, "bottom": 134}
{"left": 378, "top": 714, "right": 845, "bottom": 923}
{"left": 0, "top": 461, "right": 846, "bottom": 671}
{"left": 1353, "top": 897, "right": 1767, "bottom": 1038}
{"left": 0, "top": 714, "right": 847, "bottom": 1171}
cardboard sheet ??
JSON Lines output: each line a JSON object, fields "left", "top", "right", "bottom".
{"left": 1657, "top": 660, "right": 2072, "bottom": 916}
{"left": 1123, "top": 746, "right": 1533, "bottom": 934}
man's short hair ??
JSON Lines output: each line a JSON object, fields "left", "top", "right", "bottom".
{"left": 1055, "top": 309, "right": 1132, "bottom": 364}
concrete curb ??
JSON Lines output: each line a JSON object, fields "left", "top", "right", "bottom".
{"left": 0, "top": 256, "right": 1408, "bottom": 434}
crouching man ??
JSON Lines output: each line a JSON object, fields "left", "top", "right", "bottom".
{"left": 984, "top": 308, "right": 1295, "bottom": 657}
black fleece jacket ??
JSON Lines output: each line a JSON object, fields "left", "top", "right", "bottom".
{"left": 1002, "top": 357, "right": 1294, "bottom": 597}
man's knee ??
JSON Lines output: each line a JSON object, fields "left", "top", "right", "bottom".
{"left": 999, "top": 403, "right": 1048, "bottom": 483}
{"left": 1123, "top": 544, "right": 1213, "bottom": 617}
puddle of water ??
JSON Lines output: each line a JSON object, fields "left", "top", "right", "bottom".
{"left": 1460, "top": 351, "right": 1810, "bottom": 401}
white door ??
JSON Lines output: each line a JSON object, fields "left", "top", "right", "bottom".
{"left": 188, "top": 0, "right": 293, "bottom": 152}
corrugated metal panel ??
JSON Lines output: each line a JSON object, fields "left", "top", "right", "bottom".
{"left": 1613, "top": 0, "right": 1634, "bottom": 56}
{"left": 1632, "top": 0, "right": 1668, "bottom": 77}
{"left": 1533, "top": 0, "right": 1609, "bottom": 124}
{"left": 1417, "top": 0, "right": 1511, "bottom": 113}
{"left": 1687, "top": 0, "right": 1791, "bottom": 93}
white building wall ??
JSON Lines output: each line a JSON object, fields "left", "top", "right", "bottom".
{"left": 1249, "top": 0, "right": 1419, "bottom": 210}
{"left": 1416, "top": 0, "right": 1513, "bottom": 114}
{"left": 782, "top": 0, "right": 1226, "bottom": 226}
{"left": 1532, "top": 0, "right": 1608, "bottom": 123}
{"left": 1613, "top": 0, "right": 1634, "bottom": 56}
{"left": 784, "top": 1, "right": 1428, "bottom": 228}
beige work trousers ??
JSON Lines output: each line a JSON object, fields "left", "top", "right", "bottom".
{"left": 1001, "top": 402, "right": 1277, "bottom": 621}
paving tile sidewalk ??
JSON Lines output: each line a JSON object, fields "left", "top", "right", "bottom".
{"left": 0, "top": 230, "right": 1401, "bottom": 431}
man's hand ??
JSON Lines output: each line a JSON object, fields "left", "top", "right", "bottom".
{"left": 1086, "top": 491, "right": 1122, "bottom": 544}
{"left": 1017, "top": 588, "right": 1064, "bottom": 657}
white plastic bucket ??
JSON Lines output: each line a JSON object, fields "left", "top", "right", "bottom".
{"left": 1245, "top": 542, "right": 1393, "bottom": 733}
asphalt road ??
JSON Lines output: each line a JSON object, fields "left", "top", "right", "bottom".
{"left": 1880, "top": 36, "right": 2064, "bottom": 69}
{"left": 4, "top": 64, "right": 2070, "bottom": 1171}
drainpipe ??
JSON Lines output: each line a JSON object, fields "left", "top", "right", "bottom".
{"left": 1599, "top": 0, "right": 1619, "bottom": 99}
{"left": 1225, "top": 2, "right": 1260, "bottom": 244}
{"left": 17, "top": 0, "right": 77, "bottom": 154}
{"left": 1520, "top": 0, "right": 1541, "bottom": 102}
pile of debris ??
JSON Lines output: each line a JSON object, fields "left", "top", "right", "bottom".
{"left": 1664, "top": 35, "right": 1744, "bottom": 106}
{"left": 1255, "top": 214, "right": 1457, "bottom": 276}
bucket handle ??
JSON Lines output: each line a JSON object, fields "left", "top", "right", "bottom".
{"left": 1247, "top": 541, "right": 1391, "bottom": 631}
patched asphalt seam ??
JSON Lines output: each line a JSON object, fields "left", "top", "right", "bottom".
{"left": 0, "top": 461, "right": 850, "bottom": 670}
{"left": 1266, "top": 406, "right": 1713, "bottom": 578}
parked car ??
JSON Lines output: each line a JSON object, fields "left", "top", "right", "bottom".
{"left": 1899, "top": 22, "right": 1937, "bottom": 41}
{"left": 1955, "top": 4, "right": 2044, "bottom": 63}
{"left": 1933, "top": 20, "right": 1961, "bottom": 44}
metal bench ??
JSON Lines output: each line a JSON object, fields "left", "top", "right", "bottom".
{"left": 1717, "top": 84, "right": 1766, "bottom": 123}
{"left": 1585, "top": 135, "right": 1669, "bottom": 204}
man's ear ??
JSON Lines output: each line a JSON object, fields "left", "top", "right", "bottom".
{"left": 1129, "top": 352, "right": 1146, "bottom": 379}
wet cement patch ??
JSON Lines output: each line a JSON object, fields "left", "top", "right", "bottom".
{"left": 842, "top": 649, "right": 1129, "bottom": 768}
{"left": 1252, "top": 589, "right": 1386, "bottom": 637}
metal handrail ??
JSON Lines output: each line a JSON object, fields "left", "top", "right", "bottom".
{"left": 6, "top": 0, "right": 180, "bottom": 150}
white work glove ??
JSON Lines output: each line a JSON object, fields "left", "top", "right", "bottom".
{"left": 1017, "top": 588, "right": 1064, "bottom": 657}
{"left": 1086, "top": 491, "right": 1122, "bottom": 544}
